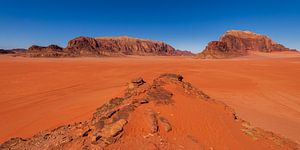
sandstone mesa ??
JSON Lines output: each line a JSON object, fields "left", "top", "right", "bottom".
{"left": 198, "top": 30, "right": 298, "bottom": 58}
{"left": 27, "top": 36, "right": 194, "bottom": 57}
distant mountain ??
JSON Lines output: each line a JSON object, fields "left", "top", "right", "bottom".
{"left": 198, "top": 30, "right": 298, "bottom": 59}
{"left": 0, "top": 49, "right": 15, "bottom": 54}
{"left": 27, "top": 36, "right": 194, "bottom": 57}
{"left": 0, "top": 48, "right": 27, "bottom": 55}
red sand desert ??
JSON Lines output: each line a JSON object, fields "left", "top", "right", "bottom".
{"left": 0, "top": 52, "right": 300, "bottom": 149}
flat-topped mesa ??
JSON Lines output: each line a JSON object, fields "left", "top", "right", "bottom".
{"left": 65, "top": 36, "right": 178, "bottom": 56}
{"left": 198, "top": 30, "right": 297, "bottom": 58}
{"left": 220, "top": 30, "right": 292, "bottom": 52}
{"left": 26, "top": 36, "right": 194, "bottom": 57}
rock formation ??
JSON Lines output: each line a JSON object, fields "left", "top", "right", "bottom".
{"left": 0, "top": 49, "right": 15, "bottom": 54}
{"left": 1, "top": 73, "right": 298, "bottom": 149}
{"left": 27, "top": 36, "right": 194, "bottom": 57}
{"left": 174, "top": 49, "right": 195, "bottom": 56}
{"left": 0, "top": 49, "right": 26, "bottom": 55}
{"left": 27, "top": 45, "right": 64, "bottom": 57}
{"left": 198, "top": 30, "right": 298, "bottom": 58}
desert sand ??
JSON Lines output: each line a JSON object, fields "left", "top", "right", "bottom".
{"left": 0, "top": 52, "right": 300, "bottom": 145}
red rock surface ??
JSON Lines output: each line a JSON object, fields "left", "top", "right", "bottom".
{"left": 67, "top": 36, "right": 178, "bottom": 56}
{"left": 198, "top": 30, "right": 298, "bottom": 58}
{"left": 1, "top": 74, "right": 298, "bottom": 149}
{"left": 27, "top": 36, "right": 194, "bottom": 57}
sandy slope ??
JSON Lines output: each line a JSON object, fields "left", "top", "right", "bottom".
{"left": 0, "top": 53, "right": 299, "bottom": 144}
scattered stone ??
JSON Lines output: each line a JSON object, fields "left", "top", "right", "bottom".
{"left": 108, "top": 97, "right": 124, "bottom": 106}
{"left": 92, "top": 97, "right": 125, "bottom": 124}
{"left": 131, "top": 77, "right": 145, "bottom": 86}
{"left": 127, "top": 77, "right": 146, "bottom": 90}
{"left": 105, "top": 110, "right": 117, "bottom": 118}
{"left": 139, "top": 99, "right": 149, "bottom": 104}
{"left": 159, "top": 73, "right": 183, "bottom": 81}
{"left": 132, "top": 99, "right": 149, "bottom": 107}
{"left": 158, "top": 117, "right": 172, "bottom": 132}
{"left": 233, "top": 113, "right": 238, "bottom": 120}
{"left": 112, "top": 104, "right": 135, "bottom": 123}
{"left": 147, "top": 86, "right": 173, "bottom": 104}
{"left": 94, "top": 118, "right": 105, "bottom": 130}
{"left": 100, "top": 119, "right": 127, "bottom": 138}
{"left": 82, "top": 129, "right": 92, "bottom": 137}
{"left": 144, "top": 109, "right": 159, "bottom": 133}
{"left": 91, "top": 133, "right": 102, "bottom": 144}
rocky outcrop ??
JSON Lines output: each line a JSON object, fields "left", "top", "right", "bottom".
{"left": 27, "top": 45, "right": 64, "bottom": 57}
{"left": 27, "top": 36, "right": 194, "bottom": 57}
{"left": 1, "top": 74, "right": 298, "bottom": 149}
{"left": 65, "top": 36, "right": 181, "bottom": 56}
{"left": 198, "top": 30, "right": 298, "bottom": 58}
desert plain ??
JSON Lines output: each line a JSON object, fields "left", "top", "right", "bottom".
{"left": 0, "top": 51, "right": 300, "bottom": 146}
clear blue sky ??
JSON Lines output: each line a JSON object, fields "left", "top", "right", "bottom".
{"left": 0, "top": 0, "right": 299, "bottom": 52}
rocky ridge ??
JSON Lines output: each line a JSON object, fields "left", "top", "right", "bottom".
{"left": 0, "top": 73, "right": 298, "bottom": 149}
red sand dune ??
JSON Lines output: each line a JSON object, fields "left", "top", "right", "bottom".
{"left": 0, "top": 52, "right": 300, "bottom": 146}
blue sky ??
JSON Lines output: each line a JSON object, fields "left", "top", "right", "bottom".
{"left": 0, "top": 0, "right": 299, "bottom": 52}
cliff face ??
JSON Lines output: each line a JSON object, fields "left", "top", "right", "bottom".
{"left": 65, "top": 36, "right": 178, "bottom": 56}
{"left": 198, "top": 30, "right": 297, "bottom": 58}
{"left": 27, "top": 36, "right": 193, "bottom": 57}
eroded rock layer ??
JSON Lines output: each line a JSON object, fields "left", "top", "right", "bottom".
{"left": 27, "top": 36, "right": 194, "bottom": 57}
{"left": 27, "top": 45, "right": 64, "bottom": 57}
{"left": 1, "top": 74, "right": 298, "bottom": 149}
{"left": 198, "top": 30, "right": 298, "bottom": 58}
